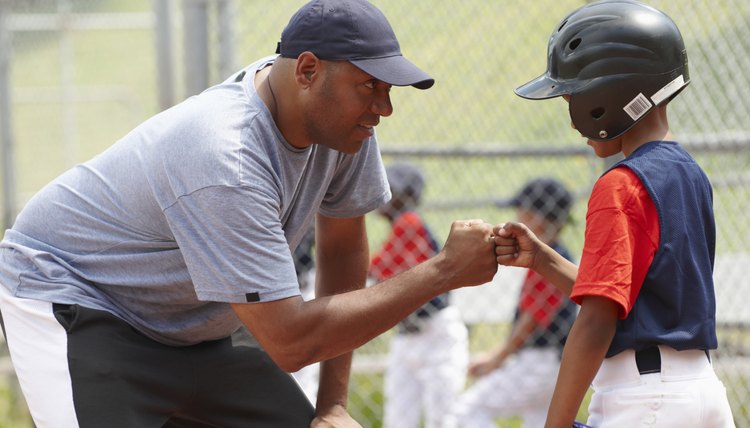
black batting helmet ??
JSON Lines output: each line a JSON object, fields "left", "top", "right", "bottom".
{"left": 515, "top": 0, "right": 689, "bottom": 141}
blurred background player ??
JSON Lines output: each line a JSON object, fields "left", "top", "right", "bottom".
{"left": 448, "top": 177, "right": 577, "bottom": 428}
{"left": 369, "top": 162, "right": 470, "bottom": 428}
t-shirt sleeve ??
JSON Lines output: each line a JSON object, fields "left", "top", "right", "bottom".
{"left": 164, "top": 184, "right": 301, "bottom": 304}
{"left": 319, "top": 137, "right": 390, "bottom": 218}
{"left": 570, "top": 167, "right": 660, "bottom": 319}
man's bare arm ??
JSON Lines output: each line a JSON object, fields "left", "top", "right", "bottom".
{"left": 232, "top": 218, "right": 498, "bottom": 373}
{"left": 311, "top": 214, "right": 367, "bottom": 420}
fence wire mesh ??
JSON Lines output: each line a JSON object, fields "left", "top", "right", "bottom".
{"left": 1, "top": 0, "right": 749, "bottom": 426}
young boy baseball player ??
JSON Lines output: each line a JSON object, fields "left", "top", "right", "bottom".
{"left": 494, "top": 1, "right": 736, "bottom": 427}
{"left": 449, "top": 177, "right": 577, "bottom": 427}
{"left": 370, "top": 162, "right": 469, "bottom": 428}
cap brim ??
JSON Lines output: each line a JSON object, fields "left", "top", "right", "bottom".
{"left": 494, "top": 197, "right": 520, "bottom": 208}
{"left": 351, "top": 55, "right": 434, "bottom": 90}
{"left": 514, "top": 73, "right": 580, "bottom": 100}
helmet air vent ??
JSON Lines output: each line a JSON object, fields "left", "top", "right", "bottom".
{"left": 591, "top": 107, "right": 605, "bottom": 120}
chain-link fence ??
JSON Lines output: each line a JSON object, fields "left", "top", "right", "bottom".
{"left": 0, "top": 0, "right": 749, "bottom": 426}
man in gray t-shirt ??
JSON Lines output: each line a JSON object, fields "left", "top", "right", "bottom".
{"left": 0, "top": 1, "right": 498, "bottom": 426}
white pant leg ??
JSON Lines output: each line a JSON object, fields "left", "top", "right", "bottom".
{"left": 451, "top": 347, "right": 561, "bottom": 428}
{"left": 291, "top": 362, "right": 319, "bottom": 405}
{"left": 384, "top": 307, "right": 469, "bottom": 428}
{"left": 0, "top": 285, "right": 78, "bottom": 428}
{"left": 588, "top": 347, "right": 736, "bottom": 428}
{"left": 384, "top": 334, "right": 423, "bottom": 428}
{"left": 420, "top": 307, "right": 469, "bottom": 428}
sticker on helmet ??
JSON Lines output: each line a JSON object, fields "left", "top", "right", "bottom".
{"left": 651, "top": 74, "right": 685, "bottom": 106}
{"left": 623, "top": 93, "right": 652, "bottom": 121}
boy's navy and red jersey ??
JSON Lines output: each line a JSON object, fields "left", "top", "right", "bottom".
{"left": 572, "top": 141, "right": 717, "bottom": 357}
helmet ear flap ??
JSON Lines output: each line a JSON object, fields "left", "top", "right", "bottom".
{"left": 569, "top": 70, "right": 689, "bottom": 141}
{"left": 569, "top": 74, "right": 664, "bottom": 141}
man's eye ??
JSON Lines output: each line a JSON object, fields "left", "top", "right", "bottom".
{"left": 364, "top": 81, "right": 376, "bottom": 89}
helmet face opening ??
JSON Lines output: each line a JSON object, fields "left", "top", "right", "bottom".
{"left": 515, "top": 0, "right": 690, "bottom": 141}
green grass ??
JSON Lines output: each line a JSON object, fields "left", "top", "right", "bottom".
{"left": 0, "top": 375, "right": 32, "bottom": 428}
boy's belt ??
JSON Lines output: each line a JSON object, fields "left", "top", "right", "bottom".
{"left": 635, "top": 345, "right": 710, "bottom": 374}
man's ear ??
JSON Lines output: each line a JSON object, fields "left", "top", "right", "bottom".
{"left": 295, "top": 52, "right": 319, "bottom": 87}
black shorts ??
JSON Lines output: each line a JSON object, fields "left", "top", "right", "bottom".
{"left": 0, "top": 290, "right": 315, "bottom": 428}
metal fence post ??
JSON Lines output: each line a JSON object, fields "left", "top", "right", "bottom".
{"left": 182, "top": 0, "right": 209, "bottom": 96}
{"left": 154, "top": 0, "right": 176, "bottom": 111}
{"left": 0, "top": 0, "right": 17, "bottom": 230}
{"left": 217, "top": 0, "right": 235, "bottom": 79}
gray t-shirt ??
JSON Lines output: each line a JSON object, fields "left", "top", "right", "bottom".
{"left": 0, "top": 56, "right": 390, "bottom": 345}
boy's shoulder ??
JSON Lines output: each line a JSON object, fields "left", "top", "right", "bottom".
{"left": 596, "top": 166, "right": 642, "bottom": 193}
{"left": 589, "top": 167, "right": 652, "bottom": 215}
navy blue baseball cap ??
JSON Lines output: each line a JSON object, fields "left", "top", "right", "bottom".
{"left": 276, "top": 0, "right": 435, "bottom": 89}
{"left": 497, "top": 177, "right": 573, "bottom": 225}
{"left": 386, "top": 162, "right": 425, "bottom": 201}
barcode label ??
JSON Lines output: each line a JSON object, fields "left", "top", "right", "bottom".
{"left": 623, "top": 93, "right": 652, "bottom": 121}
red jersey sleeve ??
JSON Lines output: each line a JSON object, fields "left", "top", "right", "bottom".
{"left": 570, "top": 167, "right": 660, "bottom": 319}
